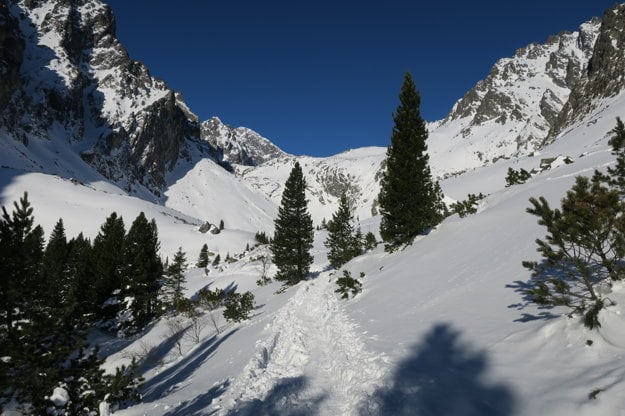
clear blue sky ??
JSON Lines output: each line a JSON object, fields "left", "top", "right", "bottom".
{"left": 105, "top": 1, "right": 616, "bottom": 157}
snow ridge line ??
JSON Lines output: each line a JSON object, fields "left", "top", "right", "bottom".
{"left": 219, "top": 275, "right": 386, "bottom": 415}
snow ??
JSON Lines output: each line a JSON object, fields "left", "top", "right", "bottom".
{"left": 3, "top": 3, "right": 625, "bottom": 413}
{"left": 49, "top": 387, "right": 69, "bottom": 407}
{"left": 3, "top": 88, "right": 625, "bottom": 416}
{"left": 102, "top": 90, "right": 625, "bottom": 415}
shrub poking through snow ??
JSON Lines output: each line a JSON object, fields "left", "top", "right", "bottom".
{"left": 505, "top": 167, "right": 532, "bottom": 186}
{"left": 335, "top": 270, "right": 362, "bottom": 299}
{"left": 450, "top": 193, "right": 486, "bottom": 218}
{"left": 223, "top": 291, "right": 255, "bottom": 323}
{"left": 523, "top": 120, "right": 625, "bottom": 330}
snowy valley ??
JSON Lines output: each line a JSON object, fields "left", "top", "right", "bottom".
{"left": 2, "top": 0, "right": 625, "bottom": 415}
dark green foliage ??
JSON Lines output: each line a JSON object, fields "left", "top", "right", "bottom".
{"left": 219, "top": 219, "right": 224, "bottom": 231}
{"left": 450, "top": 193, "right": 486, "bottom": 218}
{"left": 335, "top": 270, "right": 362, "bottom": 299}
{"left": 196, "top": 243, "right": 210, "bottom": 268}
{"left": 197, "top": 287, "right": 225, "bottom": 310}
{"left": 223, "top": 291, "right": 255, "bottom": 323}
{"left": 92, "top": 212, "right": 126, "bottom": 320}
{"left": 105, "top": 358, "right": 144, "bottom": 407}
{"left": 325, "top": 194, "right": 363, "bottom": 268}
{"left": 378, "top": 72, "right": 444, "bottom": 251}
{"left": 505, "top": 168, "right": 532, "bottom": 186}
{"left": 121, "top": 213, "right": 163, "bottom": 331}
{"left": 212, "top": 253, "right": 221, "bottom": 266}
{"left": 0, "top": 195, "right": 143, "bottom": 413}
{"left": 271, "top": 162, "right": 314, "bottom": 285}
{"left": 255, "top": 231, "right": 270, "bottom": 244}
{"left": 607, "top": 117, "right": 625, "bottom": 194}
{"left": 523, "top": 174, "right": 625, "bottom": 329}
{"left": 66, "top": 233, "right": 96, "bottom": 319}
{"left": 364, "top": 232, "right": 378, "bottom": 250}
{"left": 162, "top": 247, "right": 188, "bottom": 313}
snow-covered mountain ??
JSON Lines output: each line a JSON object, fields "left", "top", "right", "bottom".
{"left": 3, "top": 0, "right": 625, "bottom": 415}
{"left": 201, "top": 117, "right": 285, "bottom": 167}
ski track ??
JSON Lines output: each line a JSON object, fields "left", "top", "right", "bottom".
{"left": 218, "top": 275, "right": 387, "bottom": 415}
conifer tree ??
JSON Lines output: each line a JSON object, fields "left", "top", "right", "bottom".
{"left": 196, "top": 243, "right": 210, "bottom": 268}
{"left": 271, "top": 162, "right": 314, "bottom": 285}
{"left": 0, "top": 193, "right": 45, "bottom": 404}
{"left": 524, "top": 175, "right": 625, "bottom": 328}
{"left": 122, "top": 213, "right": 163, "bottom": 330}
{"left": 162, "top": 247, "right": 188, "bottom": 312}
{"left": 212, "top": 253, "right": 221, "bottom": 266}
{"left": 92, "top": 212, "right": 126, "bottom": 318}
{"left": 43, "top": 218, "right": 70, "bottom": 309}
{"left": 66, "top": 233, "right": 95, "bottom": 320}
{"left": 325, "top": 194, "right": 361, "bottom": 268}
{"left": 378, "top": 72, "right": 444, "bottom": 251}
{"left": 607, "top": 116, "right": 625, "bottom": 194}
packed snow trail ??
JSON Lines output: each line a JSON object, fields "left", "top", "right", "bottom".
{"left": 217, "top": 274, "right": 387, "bottom": 415}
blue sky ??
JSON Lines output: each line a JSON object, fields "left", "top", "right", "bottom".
{"left": 106, "top": 1, "right": 616, "bottom": 157}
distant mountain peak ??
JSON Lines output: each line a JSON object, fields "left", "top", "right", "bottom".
{"left": 200, "top": 117, "right": 285, "bottom": 167}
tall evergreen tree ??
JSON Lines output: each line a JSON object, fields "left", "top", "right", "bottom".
{"left": 325, "top": 194, "right": 362, "bottom": 268}
{"left": 42, "top": 218, "right": 70, "bottom": 309}
{"left": 92, "top": 212, "right": 126, "bottom": 318}
{"left": 162, "top": 247, "right": 188, "bottom": 312}
{"left": 122, "top": 213, "right": 163, "bottom": 330}
{"left": 271, "top": 162, "right": 314, "bottom": 285}
{"left": 66, "top": 233, "right": 96, "bottom": 319}
{"left": 378, "top": 72, "right": 444, "bottom": 251}
{"left": 0, "top": 193, "right": 44, "bottom": 405}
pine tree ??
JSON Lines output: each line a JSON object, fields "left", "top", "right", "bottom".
{"left": 219, "top": 219, "right": 225, "bottom": 231}
{"left": 607, "top": 116, "right": 625, "bottom": 194}
{"left": 364, "top": 231, "right": 378, "bottom": 250}
{"left": 271, "top": 162, "right": 314, "bottom": 285}
{"left": 325, "top": 194, "right": 361, "bottom": 268}
{"left": 92, "top": 212, "right": 126, "bottom": 319}
{"left": 42, "top": 218, "right": 70, "bottom": 309}
{"left": 66, "top": 233, "right": 95, "bottom": 320}
{"left": 162, "top": 247, "right": 188, "bottom": 312}
{"left": 122, "top": 213, "right": 163, "bottom": 331}
{"left": 0, "top": 193, "right": 45, "bottom": 404}
{"left": 378, "top": 72, "right": 444, "bottom": 251}
{"left": 196, "top": 243, "right": 210, "bottom": 268}
{"left": 523, "top": 175, "right": 625, "bottom": 328}
{"left": 212, "top": 253, "right": 221, "bottom": 266}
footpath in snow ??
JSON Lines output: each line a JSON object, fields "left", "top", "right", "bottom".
{"left": 215, "top": 273, "right": 387, "bottom": 415}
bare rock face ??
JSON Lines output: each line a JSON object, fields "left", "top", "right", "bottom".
{"left": 0, "top": 0, "right": 202, "bottom": 195}
{"left": 442, "top": 19, "right": 599, "bottom": 150}
{"left": 200, "top": 117, "right": 285, "bottom": 167}
{"left": 551, "top": 5, "right": 625, "bottom": 138}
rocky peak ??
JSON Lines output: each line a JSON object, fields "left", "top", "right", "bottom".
{"left": 0, "top": 0, "right": 202, "bottom": 196}
{"left": 551, "top": 5, "right": 625, "bottom": 138}
{"left": 200, "top": 117, "right": 285, "bottom": 167}
{"left": 427, "top": 17, "right": 601, "bottom": 175}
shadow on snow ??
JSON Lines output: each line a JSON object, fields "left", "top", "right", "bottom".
{"left": 226, "top": 376, "right": 326, "bottom": 416}
{"left": 360, "top": 323, "right": 517, "bottom": 416}
{"left": 141, "top": 329, "right": 238, "bottom": 402}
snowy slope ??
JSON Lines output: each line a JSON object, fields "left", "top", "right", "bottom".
{"left": 235, "top": 147, "right": 386, "bottom": 225}
{"left": 103, "top": 89, "right": 625, "bottom": 416}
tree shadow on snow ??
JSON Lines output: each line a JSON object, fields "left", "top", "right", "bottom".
{"left": 505, "top": 279, "right": 560, "bottom": 322}
{"left": 360, "top": 323, "right": 517, "bottom": 416}
{"left": 504, "top": 258, "right": 606, "bottom": 322}
{"left": 163, "top": 379, "right": 230, "bottom": 416}
{"left": 141, "top": 329, "right": 238, "bottom": 402}
{"left": 227, "top": 376, "right": 326, "bottom": 416}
